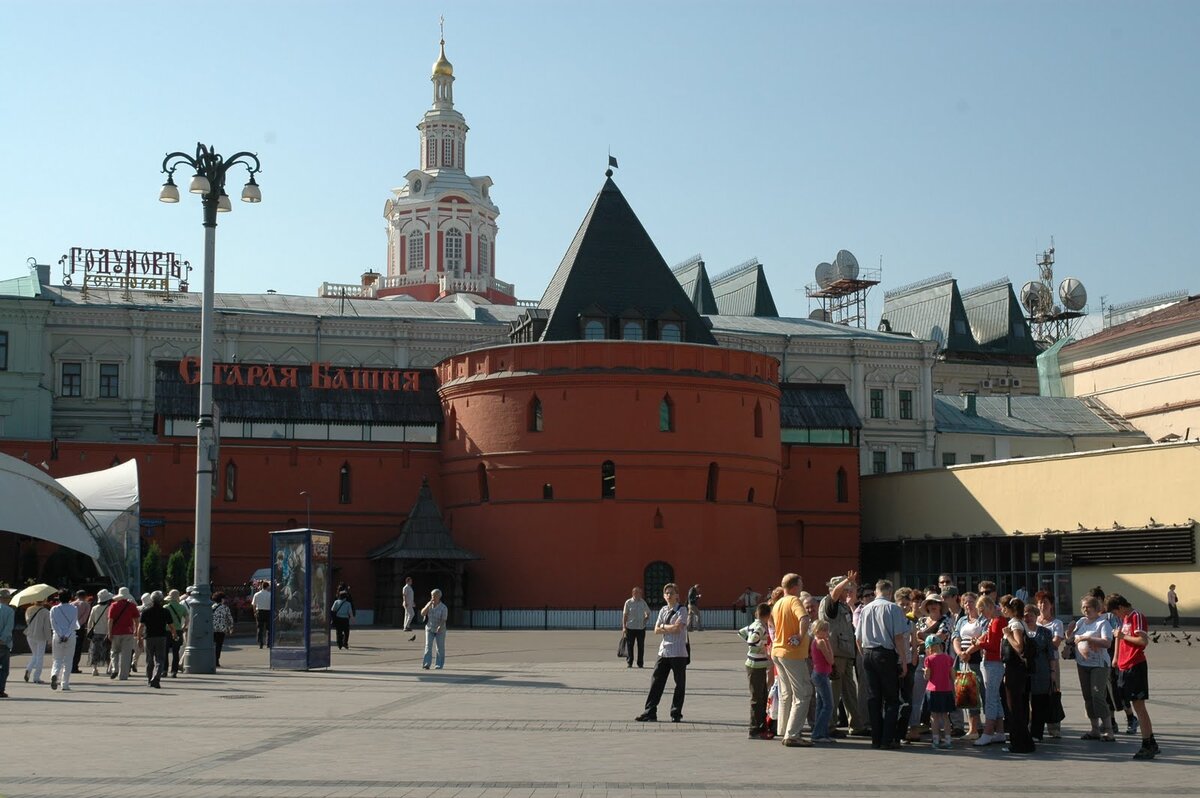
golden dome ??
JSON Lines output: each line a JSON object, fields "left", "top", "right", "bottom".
{"left": 432, "top": 40, "right": 453, "bottom": 77}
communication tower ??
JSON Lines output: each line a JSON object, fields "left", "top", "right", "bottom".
{"left": 1020, "top": 237, "right": 1088, "bottom": 344}
{"left": 804, "top": 249, "right": 881, "bottom": 328}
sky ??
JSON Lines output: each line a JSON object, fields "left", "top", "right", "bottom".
{"left": 2, "top": 1, "right": 1197, "bottom": 331}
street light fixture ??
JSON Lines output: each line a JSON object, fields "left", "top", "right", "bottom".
{"left": 160, "top": 142, "right": 261, "bottom": 675}
{"left": 300, "top": 490, "right": 312, "bottom": 529}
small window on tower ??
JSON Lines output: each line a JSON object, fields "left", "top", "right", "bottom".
{"left": 478, "top": 235, "right": 490, "bottom": 275}
{"left": 425, "top": 138, "right": 436, "bottom": 168}
{"left": 445, "top": 229, "right": 464, "bottom": 274}
{"left": 409, "top": 232, "right": 425, "bottom": 271}
{"left": 443, "top": 138, "right": 454, "bottom": 167}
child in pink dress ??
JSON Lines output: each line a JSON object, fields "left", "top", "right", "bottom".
{"left": 923, "top": 635, "right": 956, "bottom": 749}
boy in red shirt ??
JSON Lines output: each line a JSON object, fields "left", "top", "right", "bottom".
{"left": 1106, "top": 594, "right": 1159, "bottom": 760}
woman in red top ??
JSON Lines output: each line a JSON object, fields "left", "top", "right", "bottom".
{"left": 964, "top": 595, "right": 1006, "bottom": 746}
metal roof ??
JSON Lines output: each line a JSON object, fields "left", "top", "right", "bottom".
{"left": 369, "top": 477, "right": 479, "bottom": 561}
{"left": 960, "top": 279, "right": 1039, "bottom": 356}
{"left": 536, "top": 176, "right": 716, "bottom": 344}
{"left": 879, "top": 276, "right": 979, "bottom": 353}
{"left": 706, "top": 314, "right": 918, "bottom": 343}
{"left": 933, "top": 394, "right": 1147, "bottom": 438}
{"left": 780, "top": 383, "right": 862, "bottom": 429}
{"left": 671, "top": 256, "right": 719, "bottom": 315}
{"left": 710, "top": 259, "right": 778, "bottom": 317}
{"left": 39, "top": 285, "right": 525, "bottom": 324}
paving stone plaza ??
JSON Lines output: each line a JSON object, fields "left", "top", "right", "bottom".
{"left": 2, "top": 627, "right": 1197, "bottom": 797}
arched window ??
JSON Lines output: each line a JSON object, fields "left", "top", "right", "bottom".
{"left": 747, "top": 487, "right": 756, "bottom": 503}
{"left": 543, "top": 482, "right": 554, "bottom": 500}
{"left": 445, "top": 228, "right": 464, "bottom": 274}
{"left": 338, "top": 462, "right": 351, "bottom": 504}
{"left": 622, "top": 320, "right": 644, "bottom": 340}
{"left": 478, "top": 463, "right": 489, "bottom": 503}
{"left": 659, "top": 394, "right": 674, "bottom": 432}
{"left": 583, "top": 319, "right": 605, "bottom": 340}
{"left": 644, "top": 561, "right": 674, "bottom": 607}
{"left": 224, "top": 460, "right": 237, "bottom": 502}
{"left": 836, "top": 467, "right": 848, "bottom": 503}
{"left": 660, "top": 322, "right": 682, "bottom": 342}
{"left": 601, "top": 460, "right": 616, "bottom": 499}
{"left": 478, "top": 234, "right": 490, "bottom": 275}
{"left": 528, "top": 395, "right": 543, "bottom": 432}
{"left": 706, "top": 462, "right": 719, "bottom": 502}
{"left": 408, "top": 230, "right": 425, "bottom": 272}
{"left": 447, "top": 405, "right": 457, "bottom": 440}
{"left": 753, "top": 401, "right": 764, "bottom": 438}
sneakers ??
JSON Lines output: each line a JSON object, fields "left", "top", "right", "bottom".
{"left": 60, "top": 685, "right": 71, "bottom": 692}
{"left": 635, "top": 712, "right": 657, "bottom": 722}
{"left": 408, "top": 635, "right": 416, "bottom": 642}
{"left": 50, "top": 675, "right": 59, "bottom": 690}
{"left": 1126, "top": 717, "right": 1140, "bottom": 735}
{"left": 1133, "top": 740, "right": 1161, "bottom": 760}
{"left": 1100, "top": 733, "right": 1117, "bottom": 742}
{"left": 782, "top": 737, "right": 813, "bottom": 747}
{"left": 973, "top": 733, "right": 993, "bottom": 747}
{"left": 24, "top": 671, "right": 30, "bottom": 682}
{"left": 91, "top": 668, "right": 99, "bottom": 676}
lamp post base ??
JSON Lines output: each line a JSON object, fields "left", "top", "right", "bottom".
{"left": 184, "top": 583, "right": 216, "bottom": 674}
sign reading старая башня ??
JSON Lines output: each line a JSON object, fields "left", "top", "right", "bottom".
{"left": 178, "top": 356, "right": 424, "bottom": 392}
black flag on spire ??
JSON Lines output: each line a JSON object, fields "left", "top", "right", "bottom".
{"left": 608, "top": 155, "right": 619, "bottom": 169}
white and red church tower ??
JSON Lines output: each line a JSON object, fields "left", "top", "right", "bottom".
{"left": 374, "top": 37, "right": 515, "bottom": 304}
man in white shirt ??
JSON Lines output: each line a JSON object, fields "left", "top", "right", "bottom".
{"left": 251, "top": 582, "right": 272, "bottom": 649}
{"left": 403, "top": 577, "right": 416, "bottom": 640}
{"left": 49, "top": 591, "right": 80, "bottom": 692}
{"left": 622, "top": 587, "right": 651, "bottom": 669}
{"left": 636, "top": 583, "right": 690, "bottom": 723}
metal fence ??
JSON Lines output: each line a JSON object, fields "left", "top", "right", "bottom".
{"left": 460, "top": 605, "right": 754, "bottom": 631}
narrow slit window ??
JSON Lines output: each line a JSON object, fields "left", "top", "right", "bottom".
{"left": 753, "top": 401, "right": 763, "bottom": 438}
{"left": 224, "top": 461, "right": 238, "bottom": 502}
{"left": 543, "top": 483, "right": 553, "bottom": 500}
{"left": 478, "top": 464, "right": 489, "bottom": 502}
{"left": 659, "top": 395, "right": 674, "bottom": 432}
{"left": 338, "top": 462, "right": 352, "bottom": 504}
{"left": 836, "top": 467, "right": 848, "bottom": 503}
{"left": 601, "top": 460, "right": 616, "bottom": 499}
{"left": 529, "top": 395, "right": 543, "bottom": 432}
{"left": 705, "top": 462, "right": 719, "bottom": 502}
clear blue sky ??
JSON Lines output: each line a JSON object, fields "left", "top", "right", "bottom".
{"left": 2, "top": 1, "right": 1197, "bottom": 327}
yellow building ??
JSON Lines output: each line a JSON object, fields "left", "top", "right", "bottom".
{"left": 861, "top": 440, "right": 1198, "bottom": 620}
{"left": 1055, "top": 295, "right": 1200, "bottom": 443}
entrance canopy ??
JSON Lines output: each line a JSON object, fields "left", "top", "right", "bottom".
{"left": 0, "top": 453, "right": 138, "bottom": 585}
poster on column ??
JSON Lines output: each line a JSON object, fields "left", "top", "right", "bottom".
{"left": 268, "top": 528, "right": 334, "bottom": 670}
{"left": 309, "top": 532, "right": 332, "bottom": 669}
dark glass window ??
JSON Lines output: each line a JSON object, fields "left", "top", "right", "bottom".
{"left": 583, "top": 319, "right": 605, "bottom": 340}
{"left": 99, "top": 363, "right": 120, "bottom": 398}
{"left": 869, "top": 389, "right": 884, "bottom": 418}
{"left": 447, "top": 405, "right": 457, "bottom": 440}
{"left": 942, "top": 452, "right": 957, "bottom": 466}
{"left": 0, "top": 331, "right": 7, "bottom": 370}
{"left": 542, "top": 483, "right": 553, "bottom": 500}
{"left": 659, "top": 322, "right": 682, "bottom": 342}
{"left": 836, "top": 467, "right": 848, "bottom": 503}
{"left": 753, "top": 401, "right": 763, "bottom": 438}
{"left": 872, "top": 450, "right": 887, "bottom": 474}
{"left": 747, "top": 487, "right": 755, "bottom": 503}
{"left": 970, "top": 454, "right": 986, "bottom": 463}
{"left": 529, "top": 395, "right": 543, "bottom": 432}
{"left": 622, "top": 320, "right": 644, "bottom": 340}
{"left": 659, "top": 395, "right": 674, "bottom": 432}
{"left": 643, "top": 561, "right": 674, "bottom": 607}
{"left": 224, "top": 461, "right": 237, "bottom": 502}
{"left": 601, "top": 460, "right": 616, "bottom": 499}
{"left": 899, "top": 389, "right": 913, "bottom": 419}
{"left": 61, "top": 362, "right": 82, "bottom": 397}
{"left": 705, "top": 462, "right": 719, "bottom": 502}
{"left": 339, "top": 463, "right": 351, "bottom": 504}
{"left": 901, "top": 452, "right": 916, "bottom": 472}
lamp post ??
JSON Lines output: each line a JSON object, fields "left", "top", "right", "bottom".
{"left": 160, "top": 143, "right": 261, "bottom": 674}
{"left": 300, "top": 490, "right": 312, "bottom": 529}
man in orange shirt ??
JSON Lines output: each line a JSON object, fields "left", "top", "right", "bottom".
{"left": 771, "top": 573, "right": 814, "bottom": 747}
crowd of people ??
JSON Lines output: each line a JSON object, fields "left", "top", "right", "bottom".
{"left": 622, "top": 571, "right": 1162, "bottom": 761}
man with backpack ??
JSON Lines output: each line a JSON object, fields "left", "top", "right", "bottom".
{"left": 636, "top": 583, "right": 690, "bottom": 723}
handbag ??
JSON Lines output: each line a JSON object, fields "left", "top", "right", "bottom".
{"left": 953, "top": 662, "right": 980, "bottom": 710}
{"left": 617, "top": 633, "right": 629, "bottom": 659}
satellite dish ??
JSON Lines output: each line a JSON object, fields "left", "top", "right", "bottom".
{"left": 1020, "top": 281, "right": 1051, "bottom": 314}
{"left": 809, "top": 308, "right": 831, "bottom": 322}
{"left": 832, "top": 250, "right": 860, "bottom": 281}
{"left": 815, "top": 262, "right": 835, "bottom": 288}
{"left": 1059, "top": 277, "right": 1087, "bottom": 311}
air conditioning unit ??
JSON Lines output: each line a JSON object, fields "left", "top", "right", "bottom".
{"left": 997, "top": 377, "right": 1011, "bottom": 387}
{"left": 1011, "top": 378, "right": 1022, "bottom": 388}
{"left": 981, "top": 379, "right": 994, "bottom": 389}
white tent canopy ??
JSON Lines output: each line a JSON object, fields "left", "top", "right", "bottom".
{"left": 0, "top": 454, "right": 140, "bottom": 585}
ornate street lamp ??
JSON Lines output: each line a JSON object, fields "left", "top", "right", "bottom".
{"left": 160, "top": 143, "right": 261, "bottom": 674}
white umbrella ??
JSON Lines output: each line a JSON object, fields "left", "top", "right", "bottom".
{"left": 7, "top": 583, "right": 60, "bottom": 607}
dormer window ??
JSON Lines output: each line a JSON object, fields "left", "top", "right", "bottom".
{"left": 621, "top": 320, "right": 644, "bottom": 340}
{"left": 582, "top": 319, "right": 605, "bottom": 340}
{"left": 660, "top": 322, "right": 682, "bottom": 342}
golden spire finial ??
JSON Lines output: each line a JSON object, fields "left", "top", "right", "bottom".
{"left": 433, "top": 16, "right": 453, "bottom": 76}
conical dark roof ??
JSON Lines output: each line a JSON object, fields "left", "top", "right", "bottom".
{"left": 368, "top": 477, "right": 478, "bottom": 561}
{"left": 537, "top": 176, "right": 717, "bottom": 344}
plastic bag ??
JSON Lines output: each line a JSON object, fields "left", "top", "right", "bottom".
{"left": 954, "top": 663, "right": 980, "bottom": 710}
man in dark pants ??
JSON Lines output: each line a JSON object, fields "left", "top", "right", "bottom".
{"left": 136, "top": 591, "right": 176, "bottom": 689}
{"left": 251, "top": 581, "right": 272, "bottom": 648}
{"left": 70, "top": 590, "right": 90, "bottom": 674}
{"left": 856, "top": 579, "right": 909, "bottom": 750}
{"left": 636, "top": 583, "right": 690, "bottom": 722}
{"left": 622, "top": 587, "right": 650, "bottom": 668}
